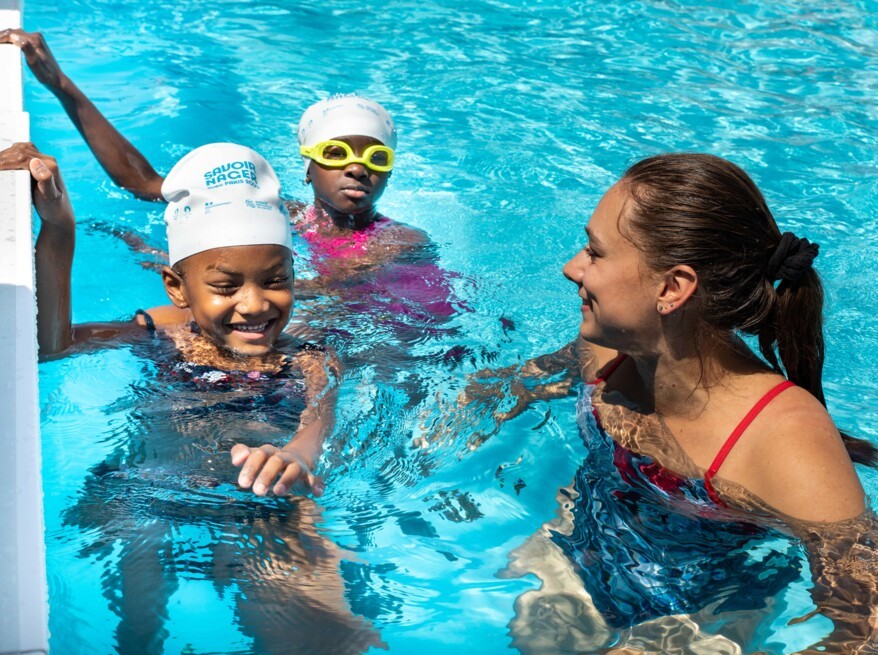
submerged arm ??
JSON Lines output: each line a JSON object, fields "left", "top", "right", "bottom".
{"left": 421, "top": 337, "right": 594, "bottom": 451}
{"left": 468, "top": 337, "right": 593, "bottom": 421}
{"left": 0, "top": 29, "right": 165, "bottom": 200}
{"left": 231, "top": 346, "right": 341, "bottom": 497}
{"left": 794, "top": 514, "right": 878, "bottom": 653}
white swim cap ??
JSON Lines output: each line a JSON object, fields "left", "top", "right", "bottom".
{"left": 297, "top": 94, "right": 397, "bottom": 172}
{"left": 161, "top": 143, "right": 293, "bottom": 267}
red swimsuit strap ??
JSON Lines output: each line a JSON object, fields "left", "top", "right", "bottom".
{"left": 589, "top": 353, "right": 628, "bottom": 385}
{"left": 703, "top": 380, "right": 796, "bottom": 505}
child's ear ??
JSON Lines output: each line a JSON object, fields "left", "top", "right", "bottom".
{"left": 161, "top": 266, "right": 190, "bottom": 308}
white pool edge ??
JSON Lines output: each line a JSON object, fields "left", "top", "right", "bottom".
{"left": 0, "top": 1, "right": 50, "bottom": 654}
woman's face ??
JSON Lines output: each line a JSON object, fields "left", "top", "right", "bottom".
{"left": 562, "top": 183, "right": 663, "bottom": 352}
{"left": 307, "top": 135, "right": 392, "bottom": 219}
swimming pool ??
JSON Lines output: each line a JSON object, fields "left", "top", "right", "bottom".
{"left": 26, "top": 0, "right": 878, "bottom": 653}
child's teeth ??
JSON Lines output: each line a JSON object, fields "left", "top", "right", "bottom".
{"left": 235, "top": 322, "right": 268, "bottom": 332}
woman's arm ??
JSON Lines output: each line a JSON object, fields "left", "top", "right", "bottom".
{"left": 0, "top": 29, "right": 165, "bottom": 200}
{"left": 794, "top": 514, "right": 878, "bottom": 654}
{"left": 465, "top": 337, "right": 598, "bottom": 421}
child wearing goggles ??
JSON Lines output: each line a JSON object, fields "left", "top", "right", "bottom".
{"left": 1, "top": 30, "right": 466, "bottom": 353}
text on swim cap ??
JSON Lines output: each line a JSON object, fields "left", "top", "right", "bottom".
{"left": 204, "top": 161, "right": 259, "bottom": 189}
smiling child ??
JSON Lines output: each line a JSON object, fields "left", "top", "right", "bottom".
{"left": 19, "top": 140, "right": 338, "bottom": 498}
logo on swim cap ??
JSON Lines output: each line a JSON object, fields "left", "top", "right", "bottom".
{"left": 204, "top": 160, "right": 259, "bottom": 189}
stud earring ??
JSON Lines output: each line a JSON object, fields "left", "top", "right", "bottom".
{"left": 302, "top": 175, "right": 311, "bottom": 186}
{"left": 657, "top": 304, "right": 666, "bottom": 312}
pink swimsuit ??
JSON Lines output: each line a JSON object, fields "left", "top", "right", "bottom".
{"left": 294, "top": 206, "right": 465, "bottom": 322}
{"left": 296, "top": 206, "right": 390, "bottom": 271}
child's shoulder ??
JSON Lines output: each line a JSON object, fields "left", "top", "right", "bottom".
{"left": 276, "top": 335, "right": 341, "bottom": 390}
{"left": 138, "top": 305, "right": 191, "bottom": 329}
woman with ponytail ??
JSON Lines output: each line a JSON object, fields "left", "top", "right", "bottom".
{"left": 468, "top": 153, "right": 877, "bottom": 652}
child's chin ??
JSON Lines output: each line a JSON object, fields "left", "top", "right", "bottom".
{"left": 224, "top": 341, "right": 273, "bottom": 358}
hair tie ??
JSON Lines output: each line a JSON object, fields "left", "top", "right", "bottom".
{"left": 766, "top": 232, "right": 819, "bottom": 284}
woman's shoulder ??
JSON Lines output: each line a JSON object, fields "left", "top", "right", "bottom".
{"left": 722, "top": 382, "right": 865, "bottom": 522}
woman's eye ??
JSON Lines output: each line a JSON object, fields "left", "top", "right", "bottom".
{"left": 584, "top": 245, "right": 597, "bottom": 260}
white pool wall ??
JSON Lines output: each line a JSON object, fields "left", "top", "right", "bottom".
{"left": 0, "top": 0, "right": 50, "bottom": 653}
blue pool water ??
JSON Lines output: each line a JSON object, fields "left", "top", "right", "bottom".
{"left": 26, "top": 1, "right": 878, "bottom": 653}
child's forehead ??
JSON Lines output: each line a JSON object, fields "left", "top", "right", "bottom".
{"left": 330, "top": 134, "right": 386, "bottom": 147}
{"left": 187, "top": 245, "right": 293, "bottom": 271}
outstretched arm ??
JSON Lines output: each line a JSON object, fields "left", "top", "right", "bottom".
{"left": 466, "top": 337, "right": 594, "bottom": 422}
{"left": 231, "top": 346, "right": 342, "bottom": 497}
{"left": 0, "top": 29, "right": 165, "bottom": 201}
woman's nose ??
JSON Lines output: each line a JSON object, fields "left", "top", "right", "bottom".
{"left": 562, "top": 251, "right": 585, "bottom": 284}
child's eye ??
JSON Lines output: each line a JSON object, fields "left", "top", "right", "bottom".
{"left": 322, "top": 145, "right": 348, "bottom": 160}
{"left": 266, "top": 275, "right": 290, "bottom": 287}
{"left": 209, "top": 284, "right": 238, "bottom": 295}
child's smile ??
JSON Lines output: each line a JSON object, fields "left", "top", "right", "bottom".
{"left": 166, "top": 244, "right": 294, "bottom": 358}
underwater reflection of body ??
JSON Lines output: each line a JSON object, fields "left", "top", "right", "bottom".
{"left": 64, "top": 344, "right": 385, "bottom": 655}
{"left": 501, "top": 388, "right": 804, "bottom": 655}
{"left": 291, "top": 223, "right": 473, "bottom": 398}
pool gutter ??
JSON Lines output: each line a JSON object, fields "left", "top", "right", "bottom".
{"left": 0, "top": 1, "right": 50, "bottom": 654}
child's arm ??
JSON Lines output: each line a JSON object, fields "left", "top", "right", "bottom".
{"left": 231, "top": 346, "right": 341, "bottom": 498}
{"left": 0, "top": 29, "right": 165, "bottom": 201}
{"left": 2, "top": 142, "right": 182, "bottom": 357}
{"left": 28, "top": 148, "right": 75, "bottom": 356}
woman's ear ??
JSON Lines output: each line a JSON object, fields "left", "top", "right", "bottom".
{"left": 162, "top": 266, "right": 190, "bottom": 308}
{"left": 656, "top": 265, "right": 697, "bottom": 315}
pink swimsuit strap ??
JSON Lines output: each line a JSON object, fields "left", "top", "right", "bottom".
{"left": 703, "top": 380, "right": 795, "bottom": 505}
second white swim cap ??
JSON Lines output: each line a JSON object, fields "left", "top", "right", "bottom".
{"left": 297, "top": 95, "right": 397, "bottom": 171}
{"left": 161, "top": 143, "right": 293, "bottom": 267}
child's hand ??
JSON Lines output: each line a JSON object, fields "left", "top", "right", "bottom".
{"left": 0, "top": 142, "right": 73, "bottom": 229}
{"left": 0, "top": 29, "right": 65, "bottom": 90}
{"left": 230, "top": 443, "right": 325, "bottom": 498}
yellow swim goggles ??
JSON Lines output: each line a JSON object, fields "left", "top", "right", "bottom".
{"left": 299, "top": 140, "right": 395, "bottom": 172}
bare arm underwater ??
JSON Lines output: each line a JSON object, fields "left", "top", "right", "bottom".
{"left": 231, "top": 346, "right": 341, "bottom": 498}
{"left": 0, "top": 28, "right": 165, "bottom": 200}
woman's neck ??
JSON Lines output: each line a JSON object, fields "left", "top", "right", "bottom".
{"left": 631, "top": 334, "right": 766, "bottom": 420}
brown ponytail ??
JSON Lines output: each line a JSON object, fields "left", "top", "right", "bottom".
{"left": 620, "top": 153, "right": 877, "bottom": 466}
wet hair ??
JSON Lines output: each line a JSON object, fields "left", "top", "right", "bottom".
{"left": 619, "top": 153, "right": 876, "bottom": 466}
